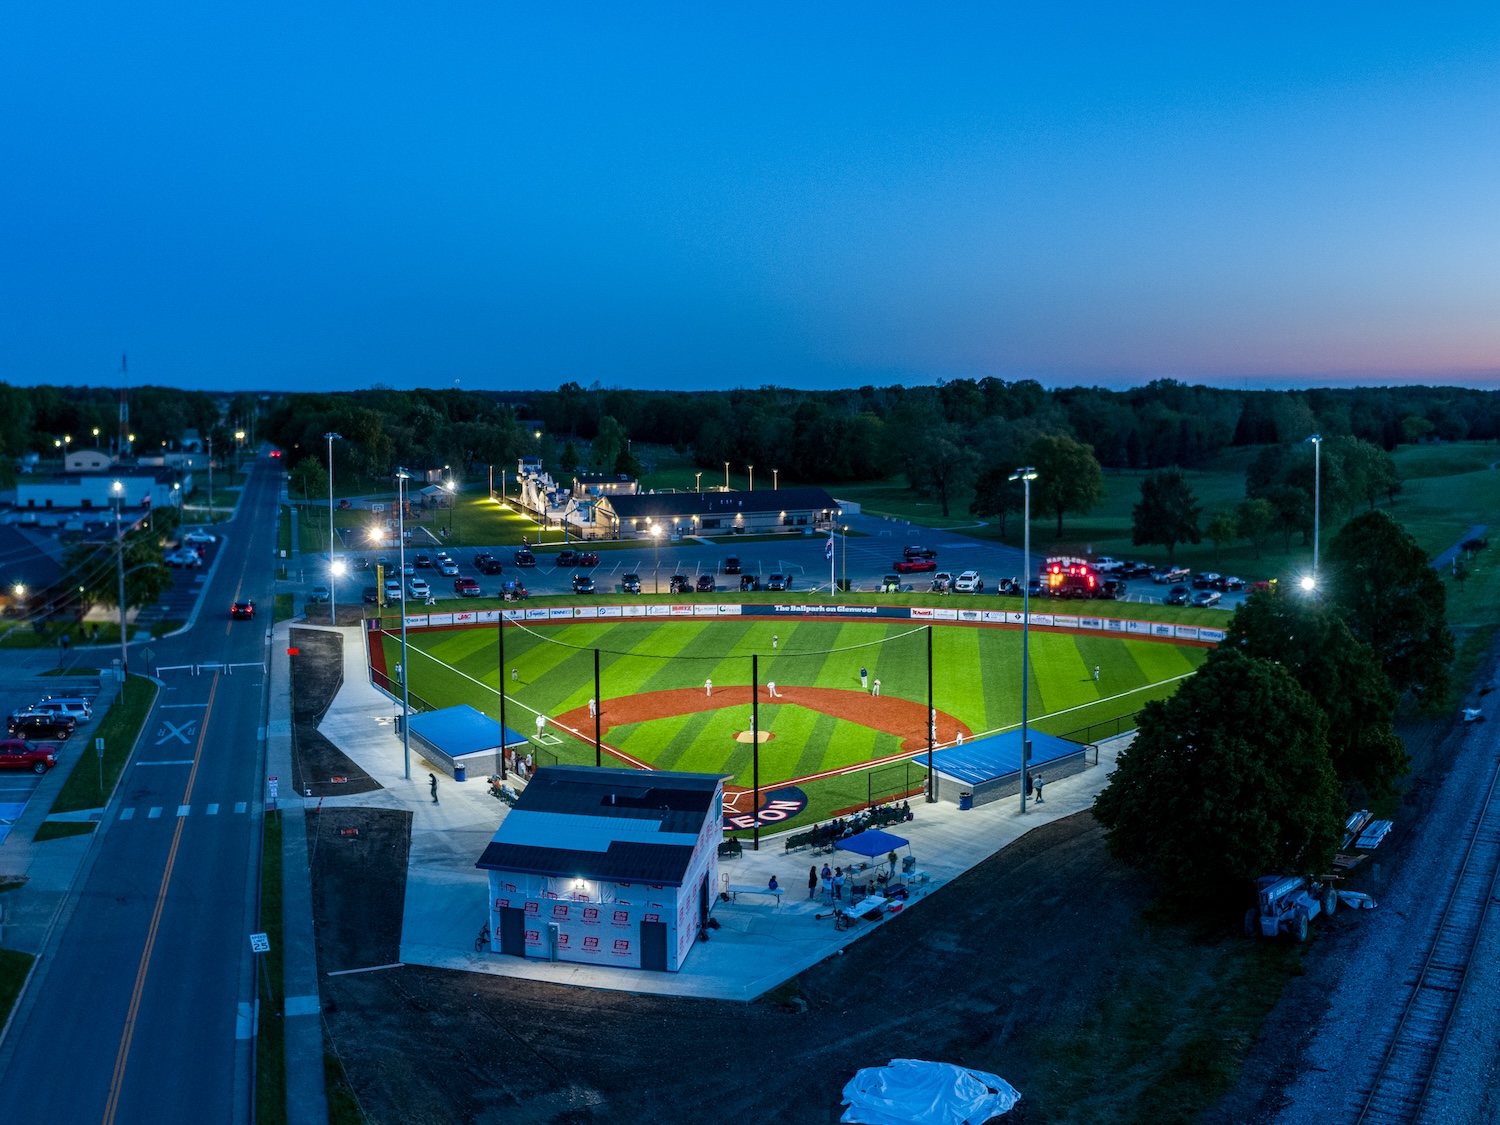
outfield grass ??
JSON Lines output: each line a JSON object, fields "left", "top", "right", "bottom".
{"left": 386, "top": 618, "right": 1207, "bottom": 827}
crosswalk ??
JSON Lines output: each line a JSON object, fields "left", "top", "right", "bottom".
{"left": 117, "top": 800, "right": 251, "bottom": 822}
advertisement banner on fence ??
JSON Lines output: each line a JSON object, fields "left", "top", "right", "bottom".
{"left": 1152, "top": 623, "right": 1174, "bottom": 637}
{"left": 573, "top": 606, "right": 599, "bottom": 619}
{"left": 403, "top": 614, "right": 428, "bottom": 628}
{"left": 1173, "top": 625, "right": 1200, "bottom": 640}
{"left": 1028, "top": 613, "right": 1054, "bottom": 627}
{"left": 908, "top": 607, "right": 933, "bottom": 619}
{"left": 982, "top": 611, "right": 1006, "bottom": 623}
{"left": 957, "top": 609, "right": 982, "bottom": 622}
{"left": 623, "top": 604, "right": 646, "bottom": 617}
{"left": 598, "top": 605, "right": 623, "bottom": 618}
{"left": 716, "top": 604, "right": 741, "bottom": 615}
{"left": 1051, "top": 614, "right": 1079, "bottom": 629}
{"left": 1125, "top": 619, "right": 1149, "bottom": 634}
{"left": 647, "top": 604, "right": 670, "bottom": 616}
{"left": 526, "top": 608, "right": 548, "bottom": 620}
{"left": 428, "top": 613, "right": 453, "bottom": 625}
{"left": 478, "top": 610, "right": 501, "bottom": 624}
{"left": 933, "top": 608, "right": 959, "bottom": 621}
{"left": 692, "top": 604, "right": 717, "bottom": 616}
{"left": 548, "top": 607, "right": 572, "bottom": 619}
{"left": 1104, "top": 617, "right": 1125, "bottom": 631}
{"left": 1079, "top": 617, "right": 1102, "bottom": 630}
{"left": 670, "top": 604, "right": 694, "bottom": 616}
{"left": 740, "top": 603, "right": 909, "bottom": 619}
{"left": 1198, "top": 627, "right": 1225, "bottom": 642}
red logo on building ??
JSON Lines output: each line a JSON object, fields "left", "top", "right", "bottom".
{"left": 556, "top": 932, "right": 570, "bottom": 947}
{"left": 644, "top": 913, "right": 660, "bottom": 923}
{"left": 552, "top": 903, "right": 569, "bottom": 919}
{"left": 524, "top": 901, "right": 539, "bottom": 914}
{"left": 582, "top": 907, "right": 599, "bottom": 923}
{"left": 612, "top": 910, "right": 630, "bottom": 926}
{"left": 583, "top": 936, "right": 600, "bottom": 950}
{"left": 525, "top": 930, "right": 540, "bottom": 944}
{"left": 613, "top": 939, "right": 631, "bottom": 955}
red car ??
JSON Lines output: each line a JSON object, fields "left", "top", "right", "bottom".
{"left": 454, "top": 576, "right": 481, "bottom": 597}
{"left": 0, "top": 739, "right": 59, "bottom": 774}
{"left": 894, "top": 558, "right": 937, "bottom": 574}
{"left": 577, "top": 551, "right": 600, "bottom": 567}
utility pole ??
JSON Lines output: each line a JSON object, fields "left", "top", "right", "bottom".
{"left": 1010, "top": 467, "right": 1038, "bottom": 814}
{"left": 206, "top": 435, "right": 214, "bottom": 525}
{"left": 113, "top": 480, "right": 128, "bottom": 677}
{"left": 396, "top": 468, "right": 412, "bottom": 780}
{"left": 326, "top": 433, "right": 342, "bottom": 624}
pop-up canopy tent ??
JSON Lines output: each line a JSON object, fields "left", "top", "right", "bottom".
{"left": 835, "top": 829, "right": 910, "bottom": 858}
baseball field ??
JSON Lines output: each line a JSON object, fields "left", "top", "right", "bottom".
{"left": 374, "top": 618, "right": 1210, "bottom": 830}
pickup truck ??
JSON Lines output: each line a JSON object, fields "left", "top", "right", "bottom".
{"left": 903, "top": 545, "right": 939, "bottom": 560}
{"left": 555, "top": 550, "right": 579, "bottom": 567}
{"left": 454, "top": 576, "right": 481, "bottom": 597}
{"left": 895, "top": 558, "right": 937, "bottom": 574}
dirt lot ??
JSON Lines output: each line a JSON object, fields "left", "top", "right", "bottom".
{"left": 311, "top": 805, "right": 1305, "bottom": 1125}
{"left": 291, "top": 627, "right": 381, "bottom": 798}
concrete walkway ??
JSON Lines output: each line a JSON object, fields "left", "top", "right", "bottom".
{"left": 306, "top": 624, "right": 1131, "bottom": 1001}
{"left": 1432, "top": 525, "right": 1487, "bottom": 572}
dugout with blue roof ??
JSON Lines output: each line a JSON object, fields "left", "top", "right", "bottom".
{"left": 927, "top": 728, "right": 1089, "bottom": 807}
{"left": 408, "top": 704, "right": 528, "bottom": 781}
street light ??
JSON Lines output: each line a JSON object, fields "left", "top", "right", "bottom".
{"left": 748, "top": 465, "right": 754, "bottom": 492}
{"left": 92, "top": 427, "right": 100, "bottom": 448}
{"left": 773, "top": 469, "right": 778, "bottom": 491}
{"left": 1300, "top": 575, "right": 1316, "bottom": 592}
{"left": 111, "top": 480, "right": 128, "bottom": 678}
{"left": 1306, "top": 433, "right": 1322, "bottom": 584}
{"left": 446, "top": 480, "right": 456, "bottom": 538}
{"left": 395, "top": 467, "right": 413, "bottom": 780}
{"left": 695, "top": 471, "right": 702, "bottom": 493}
{"left": 1009, "top": 466, "right": 1039, "bottom": 814}
{"left": 724, "top": 462, "right": 730, "bottom": 491}
{"left": 325, "top": 432, "right": 342, "bottom": 623}
{"left": 652, "top": 524, "right": 663, "bottom": 593}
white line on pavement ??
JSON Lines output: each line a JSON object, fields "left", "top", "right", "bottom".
{"left": 137, "top": 759, "right": 195, "bottom": 766}
{"left": 177, "top": 805, "right": 190, "bottom": 817}
{"left": 120, "top": 808, "right": 135, "bottom": 820}
{"left": 207, "top": 803, "right": 219, "bottom": 815}
{"left": 234, "top": 801, "right": 247, "bottom": 813}
{"left": 147, "top": 807, "right": 162, "bottom": 818}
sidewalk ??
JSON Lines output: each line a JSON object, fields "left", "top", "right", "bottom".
{"left": 305, "top": 626, "right": 1133, "bottom": 1001}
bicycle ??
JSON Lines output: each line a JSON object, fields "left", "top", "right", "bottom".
{"left": 475, "top": 921, "right": 491, "bottom": 952}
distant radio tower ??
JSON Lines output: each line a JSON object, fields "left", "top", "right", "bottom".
{"left": 118, "top": 353, "right": 130, "bottom": 455}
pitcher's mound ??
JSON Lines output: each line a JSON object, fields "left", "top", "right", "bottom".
{"left": 734, "top": 730, "right": 775, "bottom": 744}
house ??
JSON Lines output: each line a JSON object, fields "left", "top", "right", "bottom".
{"left": 14, "top": 468, "right": 188, "bottom": 519}
{"left": 477, "top": 765, "right": 724, "bottom": 972}
{"left": 594, "top": 487, "right": 840, "bottom": 540}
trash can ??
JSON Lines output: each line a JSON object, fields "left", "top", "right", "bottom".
{"left": 454, "top": 763, "right": 467, "bottom": 783}
{"left": 958, "top": 792, "right": 973, "bottom": 811}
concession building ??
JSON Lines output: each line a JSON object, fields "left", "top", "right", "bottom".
{"left": 593, "top": 487, "right": 841, "bottom": 540}
{"left": 477, "top": 766, "right": 724, "bottom": 972}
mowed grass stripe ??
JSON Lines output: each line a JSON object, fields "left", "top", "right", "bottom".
{"left": 935, "top": 626, "right": 986, "bottom": 732}
{"left": 1030, "top": 633, "right": 1096, "bottom": 715}
{"left": 676, "top": 707, "right": 753, "bottom": 776}
{"left": 1126, "top": 639, "right": 1203, "bottom": 683}
{"left": 649, "top": 710, "right": 719, "bottom": 772}
{"left": 1073, "top": 635, "right": 1148, "bottom": 698}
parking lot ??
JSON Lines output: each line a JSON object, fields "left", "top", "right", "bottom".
{"left": 0, "top": 681, "right": 99, "bottom": 844}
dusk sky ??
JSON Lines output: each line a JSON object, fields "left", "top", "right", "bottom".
{"left": 3, "top": 4, "right": 1498, "bottom": 392}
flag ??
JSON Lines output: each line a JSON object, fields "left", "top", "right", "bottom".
{"left": 825, "top": 535, "right": 834, "bottom": 560}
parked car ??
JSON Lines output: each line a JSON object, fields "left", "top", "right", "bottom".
{"left": 739, "top": 574, "right": 760, "bottom": 592}
{"left": 309, "top": 585, "right": 331, "bottom": 603}
{"left": 955, "top": 571, "right": 984, "bottom": 593}
{"left": 766, "top": 573, "right": 790, "bottom": 591}
{"left": 181, "top": 529, "right": 216, "bottom": 545}
{"left": 455, "top": 577, "right": 481, "bottom": 596}
{"left": 723, "top": 556, "right": 742, "bottom": 574}
{"left": 353, "top": 556, "right": 371, "bottom": 571}
{"left": 362, "top": 586, "right": 379, "bottom": 603}
{"left": 577, "top": 552, "right": 600, "bottom": 567}
{"left": 931, "top": 572, "right": 953, "bottom": 593}
{"left": 895, "top": 558, "right": 937, "bottom": 574}
{"left": 401, "top": 562, "right": 415, "bottom": 577}
{"left": 438, "top": 560, "right": 459, "bottom": 577}
{"left": 408, "top": 578, "right": 431, "bottom": 598}
{"left": 0, "top": 739, "right": 59, "bottom": 774}
{"left": 1192, "top": 572, "right": 1221, "bottom": 590}
{"left": 8, "top": 712, "right": 75, "bottom": 740}
{"left": 556, "top": 550, "right": 580, "bottom": 567}
{"left": 669, "top": 574, "right": 692, "bottom": 594}
{"left": 880, "top": 574, "right": 902, "bottom": 592}
{"left": 1165, "top": 584, "right": 1191, "bottom": 605}
{"left": 476, "top": 555, "right": 504, "bottom": 575}
{"left": 571, "top": 573, "right": 596, "bottom": 594}
{"left": 384, "top": 580, "right": 403, "bottom": 602}
{"left": 1121, "top": 561, "right": 1155, "bottom": 579}
{"left": 1094, "top": 556, "right": 1124, "bottom": 572}
{"left": 1215, "top": 575, "right": 1246, "bottom": 592}
{"left": 622, "top": 573, "right": 642, "bottom": 593}
{"left": 500, "top": 579, "right": 529, "bottom": 601}
{"left": 1027, "top": 578, "right": 1045, "bottom": 597}
{"left": 695, "top": 574, "right": 715, "bottom": 593}
{"left": 32, "top": 697, "right": 92, "bottom": 722}
{"left": 166, "top": 549, "right": 202, "bottom": 568}
{"left": 413, "top": 554, "right": 433, "bottom": 568}
{"left": 230, "top": 599, "right": 256, "bottom": 619}
{"left": 1152, "top": 566, "right": 1190, "bottom": 584}
{"left": 903, "top": 545, "right": 938, "bottom": 560}
{"left": 1191, "top": 590, "right": 1222, "bottom": 607}
{"left": 513, "top": 549, "right": 536, "bottom": 567}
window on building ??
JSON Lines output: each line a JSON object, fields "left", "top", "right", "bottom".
{"left": 796, "top": 516, "right": 808, "bottom": 525}
{"left": 44, "top": 499, "right": 52, "bottom": 508}
{"left": 701, "top": 518, "right": 720, "bottom": 529}
{"left": 81, "top": 499, "right": 92, "bottom": 508}
{"left": 783, "top": 516, "right": 794, "bottom": 526}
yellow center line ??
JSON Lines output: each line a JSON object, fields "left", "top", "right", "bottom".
{"left": 101, "top": 671, "right": 221, "bottom": 1125}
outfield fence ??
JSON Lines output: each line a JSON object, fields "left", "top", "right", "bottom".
{"left": 1055, "top": 710, "right": 1142, "bottom": 747}
{"left": 866, "top": 760, "right": 928, "bottom": 809}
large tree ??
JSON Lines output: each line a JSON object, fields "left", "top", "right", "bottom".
{"left": 288, "top": 456, "right": 330, "bottom": 502}
{"left": 63, "top": 526, "right": 172, "bottom": 612}
{"left": 1222, "top": 587, "right": 1408, "bottom": 796}
{"left": 1028, "top": 434, "right": 1104, "bottom": 536}
{"left": 1131, "top": 467, "right": 1203, "bottom": 564}
{"left": 1236, "top": 498, "right": 1274, "bottom": 559}
{"left": 915, "top": 424, "right": 979, "bottom": 518}
{"left": 969, "top": 463, "right": 1024, "bottom": 536}
{"left": 1327, "top": 509, "right": 1453, "bottom": 706}
{"left": 1093, "top": 651, "right": 1344, "bottom": 890}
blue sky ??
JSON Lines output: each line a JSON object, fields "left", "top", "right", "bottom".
{"left": 2, "top": 4, "right": 1498, "bottom": 392}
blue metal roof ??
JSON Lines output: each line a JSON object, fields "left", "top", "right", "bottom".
{"left": 407, "top": 704, "right": 527, "bottom": 756}
{"left": 927, "top": 729, "right": 1082, "bottom": 786}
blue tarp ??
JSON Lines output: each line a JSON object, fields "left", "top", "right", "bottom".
{"left": 408, "top": 703, "right": 527, "bottom": 757}
{"left": 835, "top": 829, "right": 910, "bottom": 858}
{"left": 927, "top": 729, "right": 1081, "bottom": 786}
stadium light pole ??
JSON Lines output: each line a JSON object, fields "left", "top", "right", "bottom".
{"left": 926, "top": 625, "right": 935, "bottom": 801}
{"left": 112, "top": 480, "right": 128, "bottom": 677}
{"left": 396, "top": 467, "right": 412, "bottom": 780}
{"left": 325, "top": 432, "right": 342, "bottom": 624}
{"left": 1307, "top": 433, "right": 1322, "bottom": 587}
{"left": 497, "top": 608, "right": 507, "bottom": 780}
{"left": 1010, "top": 467, "right": 1038, "bottom": 814}
{"left": 751, "top": 653, "right": 760, "bottom": 852}
{"left": 594, "top": 648, "right": 602, "bottom": 767}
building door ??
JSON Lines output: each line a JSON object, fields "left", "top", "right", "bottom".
{"left": 640, "top": 920, "right": 668, "bottom": 972}
{"left": 699, "top": 876, "right": 709, "bottom": 930}
{"left": 499, "top": 907, "right": 526, "bottom": 956}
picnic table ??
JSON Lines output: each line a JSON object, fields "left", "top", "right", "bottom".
{"left": 727, "top": 884, "right": 784, "bottom": 908}
{"left": 834, "top": 895, "right": 889, "bottom": 931}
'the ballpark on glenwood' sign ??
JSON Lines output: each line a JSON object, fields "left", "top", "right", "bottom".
{"left": 722, "top": 785, "right": 808, "bottom": 830}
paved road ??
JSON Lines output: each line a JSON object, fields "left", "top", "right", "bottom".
{"left": 0, "top": 456, "right": 280, "bottom": 1125}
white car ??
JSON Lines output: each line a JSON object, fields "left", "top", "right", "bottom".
{"left": 438, "top": 561, "right": 459, "bottom": 577}
{"left": 955, "top": 570, "right": 984, "bottom": 593}
{"left": 384, "top": 582, "right": 404, "bottom": 602}
{"left": 408, "top": 578, "right": 431, "bottom": 598}
{"left": 181, "top": 529, "right": 216, "bottom": 545}
{"left": 166, "top": 549, "right": 202, "bottom": 567}
{"left": 402, "top": 562, "right": 416, "bottom": 577}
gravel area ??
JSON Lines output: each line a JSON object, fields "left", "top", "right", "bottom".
{"left": 1209, "top": 638, "right": 1500, "bottom": 1125}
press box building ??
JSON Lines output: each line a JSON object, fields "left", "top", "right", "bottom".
{"left": 477, "top": 765, "right": 724, "bottom": 972}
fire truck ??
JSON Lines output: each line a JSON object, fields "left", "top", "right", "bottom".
{"left": 1041, "top": 557, "right": 1122, "bottom": 600}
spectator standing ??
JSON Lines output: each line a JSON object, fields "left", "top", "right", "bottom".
{"left": 1034, "top": 774, "right": 1045, "bottom": 803}
{"left": 833, "top": 868, "right": 845, "bottom": 902}
{"left": 808, "top": 865, "right": 818, "bottom": 900}
{"left": 821, "top": 863, "right": 833, "bottom": 902}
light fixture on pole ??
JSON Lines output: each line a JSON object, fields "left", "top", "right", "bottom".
{"left": 695, "top": 471, "right": 702, "bottom": 493}
{"left": 1009, "top": 467, "right": 1038, "bottom": 814}
{"left": 748, "top": 465, "right": 754, "bottom": 492}
{"left": 723, "top": 462, "right": 730, "bottom": 491}
{"left": 773, "top": 469, "right": 778, "bottom": 490}
{"left": 1306, "top": 433, "right": 1322, "bottom": 588}
{"left": 112, "top": 480, "right": 128, "bottom": 677}
{"left": 395, "top": 467, "right": 413, "bottom": 780}
{"left": 92, "top": 427, "right": 100, "bottom": 448}
{"left": 325, "top": 432, "right": 342, "bottom": 623}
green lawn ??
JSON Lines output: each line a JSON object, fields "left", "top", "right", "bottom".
{"left": 384, "top": 618, "right": 1207, "bottom": 827}
{"left": 43, "top": 674, "right": 160, "bottom": 821}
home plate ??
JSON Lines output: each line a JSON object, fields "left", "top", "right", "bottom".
{"left": 734, "top": 730, "right": 775, "bottom": 743}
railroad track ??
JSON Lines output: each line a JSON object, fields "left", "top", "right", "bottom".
{"left": 1353, "top": 755, "right": 1500, "bottom": 1124}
